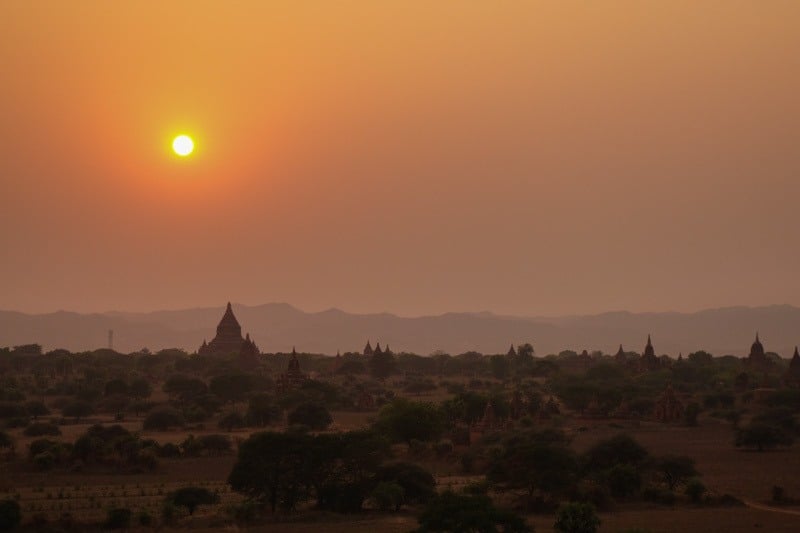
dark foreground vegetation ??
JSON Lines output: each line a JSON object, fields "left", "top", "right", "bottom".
{"left": 0, "top": 339, "right": 799, "bottom": 530}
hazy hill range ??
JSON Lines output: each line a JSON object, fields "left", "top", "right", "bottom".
{"left": 1, "top": 304, "right": 799, "bottom": 358}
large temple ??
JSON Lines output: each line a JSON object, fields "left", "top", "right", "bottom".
{"left": 198, "top": 303, "right": 260, "bottom": 358}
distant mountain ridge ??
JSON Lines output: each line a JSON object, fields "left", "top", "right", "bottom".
{"left": 1, "top": 304, "right": 799, "bottom": 358}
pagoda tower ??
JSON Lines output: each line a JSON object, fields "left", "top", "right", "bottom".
{"left": 640, "top": 335, "right": 660, "bottom": 371}
{"left": 746, "top": 333, "right": 769, "bottom": 367}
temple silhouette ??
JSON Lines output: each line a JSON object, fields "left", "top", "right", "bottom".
{"left": 198, "top": 303, "right": 259, "bottom": 358}
{"left": 746, "top": 332, "right": 770, "bottom": 367}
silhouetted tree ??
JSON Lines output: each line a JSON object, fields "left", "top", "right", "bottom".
{"left": 489, "top": 430, "right": 577, "bottom": 506}
{"left": 656, "top": 455, "right": 697, "bottom": 491}
{"left": 129, "top": 378, "right": 153, "bottom": 399}
{"left": 287, "top": 402, "right": 332, "bottom": 431}
{"left": 582, "top": 434, "right": 649, "bottom": 473}
{"left": 369, "top": 351, "right": 397, "bottom": 380}
{"left": 0, "top": 499, "right": 21, "bottom": 531}
{"left": 373, "top": 399, "right": 444, "bottom": 444}
{"left": 490, "top": 355, "right": 510, "bottom": 380}
{"left": 167, "top": 487, "right": 220, "bottom": 515}
{"left": 735, "top": 423, "right": 793, "bottom": 452}
{"left": 143, "top": 407, "right": 184, "bottom": 431}
{"left": 24, "top": 400, "right": 49, "bottom": 420}
{"left": 246, "top": 394, "right": 281, "bottom": 427}
{"left": 375, "top": 462, "right": 436, "bottom": 505}
{"left": 62, "top": 400, "right": 93, "bottom": 421}
{"left": 415, "top": 491, "right": 530, "bottom": 533}
{"left": 210, "top": 374, "right": 256, "bottom": 404}
{"left": 228, "top": 432, "right": 313, "bottom": 512}
{"left": 218, "top": 412, "right": 246, "bottom": 432}
{"left": 554, "top": 502, "right": 600, "bottom": 533}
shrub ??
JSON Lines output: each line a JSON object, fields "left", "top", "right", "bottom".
{"left": 642, "top": 486, "right": 676, "bottom": 505}
{"left": 3, "top": 418, "right": 28, "bottom": 429}
{"left": 735, "top": 423, "right": 794, "bottom": 452}
{"left": 0, "top": 499, "right": 22, "bottom": 531}
{"left": 158, "top": 442, "right": 181, "bottom": 458}
{"left": 24, "top": 401, "right": 50, "bottom": 420}
{"left": 226, "top": 500, "right": 259, "bottom": 525}
{"left": 33, "top": 451, "right": 56, "bottom": 471}
{"left": 685, "top": 478, "right": 706, "bottom": 504}
{"left": 375, "top": 462, "right": 436, "bottom": 504}
{"left": 218, "top": 412, "right": 246, "bottom": 432}
{"left": 198, "top": 434, "right": 232, "bottom": 455}
{"left": 105, "top": 508, "right": 132, "bottom": 529}
{"left": 287, "top": 402, "right": 332, "bottom": 430}
{"left": 23, "top": 423, "right": 61, "bottom": 437}
{"left": 28, "top": 439, "right": 60, "bottom": 458}
{"left": 0, "top": 403, "right": 27, "bottom": 420}
{"left": 570, "top": 480, "right": 613, "bottom": 511}
{"left": 684, "top": 402, "right": 700, "bottom": 426}
{"left": 605, "top": 463, "right": 641, "bottom": 499}
{"left": 61, "top": 400, "right": 94, "bottom": 421}
{"left": 416, "top": 491, "right": 530, "bottom": 532}
{"left": 582, "top": 434, "right": 649, "bottom": 473}
{"left": 655, "top": 455, "right": 697, "bottom": 491}
{"left": 434, "top": 440, "right": 454, "bottom": 457}
{"left": 160, "top": 502, "right": 181, "bottom": 526}
{"left": 183, "top": 405, "right": 210, "bottom": 423}
{"left": 167, "top": 487, "right": 220, "bottom": 515}
{"left": 143, "top": 407, "right": 184, "bottom": 431}
{"left": 0, "top": 431, "right": 13, "bottom": 452}
{"left": 180, "top": 435, "right": 205, "bottom": 457}
{"left": 245, "top": 394, "right": 280, "bottom": 427}
{"left": 408, "top": 439, "right": 428, "bottom": 457}
{"left": 136, "top": 448, "right": 159, "bottom": 470}
{"left": 554, "top": 502, "right": 601, "bottom": 533}
{"left": 137, "top": 510, "right": 153, "bottom": 527}
{"left": 370, "top": 482, "right": 405, "bottom": 511}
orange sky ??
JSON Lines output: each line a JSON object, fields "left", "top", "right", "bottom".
{"left": 1, "top": 1, "right": 799, "bottom": 316}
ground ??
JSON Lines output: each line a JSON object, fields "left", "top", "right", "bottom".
{"left": 3, "top": 393, "right": 800, "bottom": 531}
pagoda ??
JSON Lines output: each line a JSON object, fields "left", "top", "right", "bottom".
{"left": 784, "top": 347, "right": 800, "bottom": 387}
{"left": 614, "top": 344, "right": 626, "bottom": 363}
{"left": 198, "top": 303, "right": 260, "bottom": 357}
{"left": 746, "top": 333, "right": 770, "bottom": 368}
{"left": 278, "top": 347, "right": 308, "bottom": 391}
{"left": 639, "top": 335, "right": 660, "bottom": 371}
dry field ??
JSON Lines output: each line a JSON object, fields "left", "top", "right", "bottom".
{"left": 567, "top": 415, "right": 800, "bottom": 504}
{"left": 4, "top": 396, "right": 800, "bottom": 531}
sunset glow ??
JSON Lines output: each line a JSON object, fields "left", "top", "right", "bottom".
{"left": 1, "top": 1, "right": 799, "bottom": 316}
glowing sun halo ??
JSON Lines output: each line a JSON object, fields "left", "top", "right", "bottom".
{"left": 172, "top": 134, "right": 194, "bottom": 157}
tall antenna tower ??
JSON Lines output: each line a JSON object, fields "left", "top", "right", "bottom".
{"left": 108, "top": 329, "right": 114, "bottom": 351}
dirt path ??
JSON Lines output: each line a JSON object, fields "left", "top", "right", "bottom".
{"left": 742, "top": 499, "right": 800, "bottom": 517}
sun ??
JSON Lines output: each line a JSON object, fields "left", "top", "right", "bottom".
{"left": 172, "top": 134, "right": 194, "bottom": 157}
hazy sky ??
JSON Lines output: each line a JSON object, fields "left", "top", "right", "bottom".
{"left": 1, "top": 1, "right": 799, "bottom": 317}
